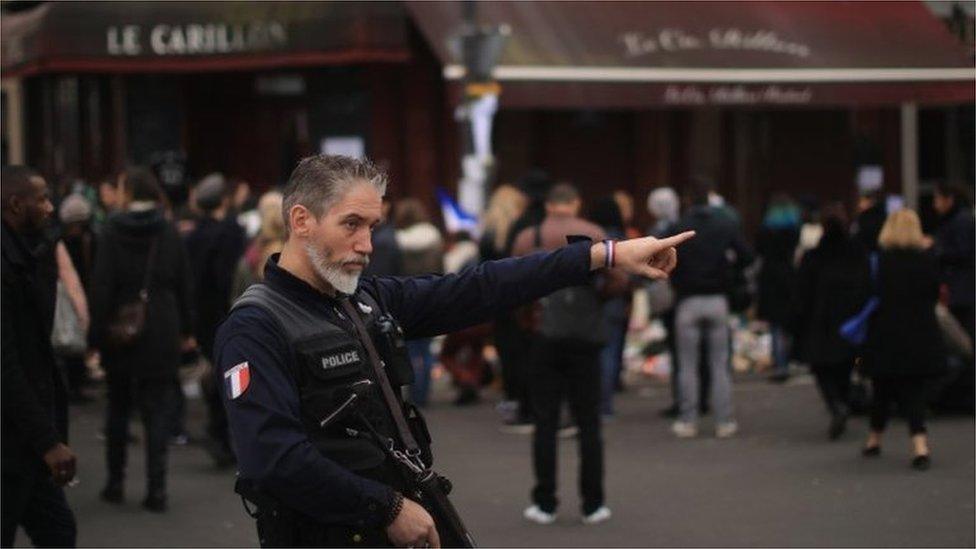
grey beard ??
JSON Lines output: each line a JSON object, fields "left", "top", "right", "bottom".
{"left": 304, "top": 243, "right": 364, "bottom": 295}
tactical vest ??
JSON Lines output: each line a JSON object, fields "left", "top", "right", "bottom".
{"left": 231, "top": 283, "right": 423, "bottom": 485}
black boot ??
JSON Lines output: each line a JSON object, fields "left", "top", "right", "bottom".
{"left": 828, "top": 413, "right": 848, "bottom": 440}
{"left": 100, "top": 479, "right": 124, "bottom": 504}
{"left": 142, "top": 489, "right": 168, "bottom": 512}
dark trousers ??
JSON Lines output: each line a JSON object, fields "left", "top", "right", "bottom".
{"left": 60, "top": 355, "right": 88, "bottom": 397}
{"left": 200, "top": 343, "right": 232, "bottom": 454}
{"left": 1, "top": 466, "right": 76, "bottom": 547}
{"left": 811, "top": 361, "right": 853, "bottom": 417}
{"left": 105, "top": 370, "right": 177, "bottom": 492}
{"left": 494, "top": 315, "right": 534, "bottom": 421}
{"left": 870, "top": 376, "right": 929, "bottom": 435}
{"left": 530, "top": 338, "right": 604, "bottom": 515}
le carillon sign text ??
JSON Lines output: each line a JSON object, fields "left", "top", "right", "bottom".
{"left": 106, "top": 22, "right": 288, "bottom": 56}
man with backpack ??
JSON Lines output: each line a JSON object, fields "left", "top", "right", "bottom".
{"left": 511, "top": 183, "right": 626, "bottom": 526}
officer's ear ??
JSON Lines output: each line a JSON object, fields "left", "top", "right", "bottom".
{"left": 288, "top": 204, "right": 318, "bottom": 237}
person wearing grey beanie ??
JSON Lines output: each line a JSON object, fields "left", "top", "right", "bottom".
{"left": 59, "top": 194, "right": 93, "bottom": 225}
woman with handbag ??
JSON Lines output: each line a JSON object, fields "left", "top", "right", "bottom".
{"left": 862, "top": 209, "right": 945, "bottom": 471}
{"left": 88, "top": 167, "right": 195, "bottom": 511}
{"left": 793, "top": 204, "right": 871, "bottom": 440}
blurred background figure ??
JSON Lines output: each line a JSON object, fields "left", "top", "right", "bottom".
{"left": 511, "top": 183, "right": 615, "bottom": 525}
{"left": 646, "top": 186, "right": 683, "bottom": 417}
{"left": 56, "top": 193, "right": 97, "bottom": 402}
{"left": 668, "top": 177, "right": 753, "bottom": 439}
{"left": 862, "top": 209, "right": 945, "bottom": 470}
{"left": 184, "top": 173, "right": 246, "bottom": 467}
{"left": 612, "top": 189, "right": 642, "bottom": 240}
{"left": 362, "top": 196, "right": 402, "bottom": 278}
{"left": 88, "top": 167, "right": 196, "bottom": 512}
{"left": 853, "top": 176, "right": 886, "bottom": 254}
{"left": 929, "top": 183, "right": 975, "bottom": 410}
{"left": 793, "top": 203, "right": 871, "bottom": 440}
{"left": 393, "top": 197, "right": 444, "bottom": 407}
{"left": 1, "top": 166, "right": 78, "bottom": 548}
{"left": 478, "top": 184, "right": 529, "bottom": 420}
{"left": 756, "top": 193, "right": 801, "bottom": 383}
{"left": 793, "top": 195, "right": 823, "bottom": 266}
{"left": 231, "top": 190, "right": 285, "bottom": 300}
{"left": 589, "top": 196, "right": 631, "bottom": 418}
{"left": 481, "top": 175, "right": 544, "bottom": 431}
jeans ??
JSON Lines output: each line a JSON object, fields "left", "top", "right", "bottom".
{"left": 676, "top": 296, "right": 734, "bottom": 424}
{"left": 1, "top": 466, "right": 76, "bottom": 547}
{"left": 769, "top": 324, "right": 791, "bottom": 376}
{"left": 105, "top": 371, "right": 178, "bottom": 492}
{"left": 530, "top": 337, "right": 604, "bottom": 515}
{"left": 407, "top": 339, "right": 434, "bottom": 407}
{"left": 599, "top": 318, "right": 627, "bottom": 416}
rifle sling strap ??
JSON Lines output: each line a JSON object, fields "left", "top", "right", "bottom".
{"left": 339, "top": 298, "right": 421, "bottom": 457}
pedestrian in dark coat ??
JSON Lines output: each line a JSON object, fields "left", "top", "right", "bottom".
{"left": 862, "top": 209, "right": 945, "bottom": 471}
{"left": 793, "top": 204, "right": 871, "bottom": 440}
{"left": 184, "top": 173, "right": 247, "bottom": 467}
{"left": 88, "top": 167, "right": 195, "bottom": 511}
{"left": 1, "top": 166, "right": 77, "bottom": 547}
{"left": 930, "top": 182, "right": 975, "bottom": 409}
{"left": 756, "top": 194, "right": 801, "bottom": 382}
{"left": 932, "top": 183, "right": 975, "bottom": 339}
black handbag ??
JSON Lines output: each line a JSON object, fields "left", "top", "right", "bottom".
{"left": 106, "top": 238, "right": 158, "bottom": 349}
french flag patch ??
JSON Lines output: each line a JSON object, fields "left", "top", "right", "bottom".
{"left": 224, "top": 362, "right": 251, "bottom": 400}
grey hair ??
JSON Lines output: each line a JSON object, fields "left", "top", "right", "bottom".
{"left": 281, "top": 155, "right": 388, "bottom": 236}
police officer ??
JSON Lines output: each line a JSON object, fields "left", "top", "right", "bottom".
{"left": 214, "top": 155, "right": 693, "bottom": 547}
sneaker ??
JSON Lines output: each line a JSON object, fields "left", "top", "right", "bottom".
{"left": 557, "top": 425, "right": 579, "bottom": 439}
{"left": 100, "top": 482, "right": 124, "bottom": 504}
{"left": 582, "top": 506, "right": 612, "bottom": 525}
{"left": 671, "top": 421, "right": 698, "bottom": 438}
{"left": 142, "top": 491, "right": 168, "bottom": 512}
{"left": 500, "top": 421, "right": 535, "bottom": 435}
{"left": 169, "top": 433, "right": 190, "bottom": 447}
{"left": 716, "top": 421, "right": 739, "bottom": 438}
{"left": 523, "top": 505, "right": 556, "bottom": 525}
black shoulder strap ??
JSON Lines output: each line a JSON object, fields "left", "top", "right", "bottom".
{"left": 533, "top": 223, "right": 543, "bottom": 250}
{"left": 138, "top": 237, "right": 158, "bottom": 301}
{"left": 340, "top": 297, "right": 421, "bottom": 456}
{"left": 231, "top": 283, "right": 324, "bottom": 342}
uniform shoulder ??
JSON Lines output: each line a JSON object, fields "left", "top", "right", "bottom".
{"left": 216, "top": 303, "right": 287, "bottom": 350}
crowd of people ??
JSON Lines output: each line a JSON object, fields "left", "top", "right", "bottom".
{"left": 1, "top": 157, "right": 972, "bottom": 545}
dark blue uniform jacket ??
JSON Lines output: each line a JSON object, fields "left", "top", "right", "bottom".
{"left": 214, "top": 239, "right": 594, "bottom": 527}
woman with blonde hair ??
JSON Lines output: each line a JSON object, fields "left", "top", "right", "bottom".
{"left": 231, "top": 190, "right": 285, "bottom": 300}
{"left": 479, "top": 184, "right": 528, "bottom": 261}
{"left": 862, "top": 208, "right": 945, "bottom": 470}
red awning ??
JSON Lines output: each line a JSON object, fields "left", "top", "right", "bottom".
{"left": 408, "top": 1, "right": 976, "bottom": 107}
{"left": 1, "top": 1, "right": 411, "bottom": 76}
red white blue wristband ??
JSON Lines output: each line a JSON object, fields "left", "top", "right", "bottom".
{"left": 603, "top": 239, "right": 615, "bottom": 268}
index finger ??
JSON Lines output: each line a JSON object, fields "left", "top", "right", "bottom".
{"left": 427, "top": 524, "right": 441, "bottom": 549}
{"left": 655, "top": 231, "right": 696, "bottom": 249}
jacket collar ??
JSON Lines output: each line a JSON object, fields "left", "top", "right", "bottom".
{"left": 263, "top": 253, "right": 347, "bottom": 308}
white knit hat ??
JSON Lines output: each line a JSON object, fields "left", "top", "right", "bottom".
{"left": 59, "top": 194, "right": 92, "bottom": 224}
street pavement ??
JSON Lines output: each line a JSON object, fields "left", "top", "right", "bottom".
{"left": 28, "top": 373, "right": 975, "bottom": 547}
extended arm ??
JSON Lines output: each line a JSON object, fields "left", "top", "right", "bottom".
{"left": 373, "top": 233, "right": 693, "bottom": 338}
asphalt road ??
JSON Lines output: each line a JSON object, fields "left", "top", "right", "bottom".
{"left": 23, "top": 374, "right": 974, "bottom": 547}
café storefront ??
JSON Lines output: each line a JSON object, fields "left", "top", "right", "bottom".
{"left": 2, "top": 1, "right": 973, "bottom": 233}
{"left": 1, "top": 1, "right": 452, "bottom": 203}
{"left": 409, "top": 0, "right": 975, "bottom": 231}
